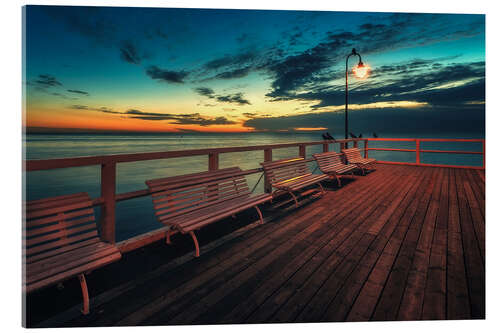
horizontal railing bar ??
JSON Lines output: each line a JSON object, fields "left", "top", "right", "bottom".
{"left": 367, "top": 148, "right": 416, "bottom": 152}
{"left": 365, "top": 138, "right": 483, "bottom": 142}
{"left": 24, "top": 139, "right": 359, "bottom": 171}
{"left": 419, "top": 149, "right": 482, "bottom": 154}
{"left": 376, "top": 160, "right": 484, "bottom": 169}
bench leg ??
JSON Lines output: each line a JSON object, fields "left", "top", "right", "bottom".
{"left": 189, "top": 231, "right": 200, "bottom": 258}
{"left": 254, "top": 205, "right": 264, "bottom": 224}
{"left": 78, "top": 274, "right": 90, "bottom": 315}
{"left": 317, "top": 182, "right": 325, "bottom": 195}
{"left": 166, "top": 229, "right": 172, "bottom": 244}
{"left": 289, "top": 191, "right": 299, "bottom": 208}
{"left": 335, "top": 174, "right": 342, "bottom": 187}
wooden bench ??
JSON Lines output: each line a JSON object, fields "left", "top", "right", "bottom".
{"left": 341, "top": 147, "right": 377, "bottom": 175}
{"left": 23, "top": 192, "right": 122, "bottom": 315}
{"left": 146, "top": 167, "right": 272, "bottom": 257}
{"left": 260, "top": 157, "right": 328, "bottom": 208}
{"left": 313, "top": 151, "right": 359, "bottom": 187}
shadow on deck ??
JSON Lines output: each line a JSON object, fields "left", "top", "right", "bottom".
{"left": 26, "top": 164, "right": 485, "bottom": 327}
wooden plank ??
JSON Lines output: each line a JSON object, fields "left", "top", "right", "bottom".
{"left": 340, "top": 167, "right": 435, "bottom": 321}
{"left": 421, "top": 167, "right": 449, "bottom": 320}
{"left": 300, "top": 166, "right": 429, "bottom": 322}
{"left": 446, "top": 168, "right": 471, "bottom": 319}
{"left": 371, "top": 167, "right": 444, "bottom": 321}
{"left": 100, "top": 162, "right": 116, "bottom": 244}
{"left": 454, "top": 168, "right": 485, "bottom": 318}
{"left": 216, "top": 166, "right": 404, "bottom": 324}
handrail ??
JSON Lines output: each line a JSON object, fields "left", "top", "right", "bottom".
{"left": 23, "top": 136, "right": 484, "bottom": 246}
{"left": 364, "top": 138, "right": 485, "bottom": 170}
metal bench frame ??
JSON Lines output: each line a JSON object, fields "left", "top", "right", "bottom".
{"left": 260, "top": 157, "right": 328, "bottom": 208}
{"left": 342, "top": 147, "right": 377, "bottom": 175}
{"left": 146, "top": 167, "right": 272, "bottom": 257}
{"left": 313, "top": 151, "right": 359, "bottom": 187}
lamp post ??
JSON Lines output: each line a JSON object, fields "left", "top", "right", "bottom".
{"left": 345, "top": 48, "right": 370, "bottom": 146}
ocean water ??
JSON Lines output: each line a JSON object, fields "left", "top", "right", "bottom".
{"left": 23, "top": 131, "right": 484, "bottom": 241}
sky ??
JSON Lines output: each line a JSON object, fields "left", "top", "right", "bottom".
{"left": 23, "top": 6, "right": 485, "bottom": 134}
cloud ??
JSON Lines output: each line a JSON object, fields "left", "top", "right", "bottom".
{"left": 216, "top": 93, "right": 251, "bottom": 105}
{"left": 194, "top": 87, "right": 215, "bottom": 97}
{"left": 214, "top": 66, "right": 252, "bottom": 80}
{"left": 194, "top": 87, "right": 251, "bottom": 105}
{"left": 124, "top": 109, "right": 236, "bottom": 126}
{"left": 145, "top": 65, "right": 189, "bottom": 83}
{"left": 204, "top": 51, "right": 257, "bottom": 70}
{"left": 243, "top": 105, "right": 484, "bottom": 134}
{"left": 68, "top": 105, "right": 120, "bottom": 113}
{"left": 119, "top": 40, "right": 143, "bottom": 64}
{"left": 67, "top": 89, "right": 90, "bottom": 96}
{"left": 43, "top": 6, "right": 117, "bottom": 45}
{"left": 35, "top": 74, "right": 62, "bottom": 87}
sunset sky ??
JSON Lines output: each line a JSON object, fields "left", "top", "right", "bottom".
{"left": 23, "top": 6, "right": 485, "bottom": 134}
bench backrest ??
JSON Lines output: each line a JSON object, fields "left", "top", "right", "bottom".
{"left": 260, "top": 157, "right": 310, "bottom": 186}
{"left": 24, "top": 192, "right": 100, "bottom": 265}
{"left": 313, "top": 151, "right": 345, "bottom": 172}
{"left": 146, "top": 167, "right": 251, "bottom": 223}
{"left": 342, "top": 148, "right": 364, "bottom": 163}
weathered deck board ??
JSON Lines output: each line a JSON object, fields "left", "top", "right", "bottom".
{"left": 27, "top": 164, "right": 485, "bottom": 327}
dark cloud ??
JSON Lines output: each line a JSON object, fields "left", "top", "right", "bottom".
{"left": 214, "top": 66, "right": 252, "bottom": 80}
{"left": 262, "top": 13, "right": 484, "bottom": 100}
{"left": 69, "top": 104, "right": 88, "bottom": 109}
{"left": 125, "top": 109, "right": 236, "bottom": 126}
{"left": 194, "top": 87, "right": 215, "bottom": 97}
{"left": 119, "top": 40, "right": 142, "bottom": 64}
{"left": 43, "top": 6, "right": 117, "bottom": 45}
{"left": 35, "top": 74, "right": 62, "bottom": 87}
{"left": 216, "top": 93, "right": 251, "bottom": 105}
{"left": 68, "top": 105, "right": 120, "bottom": 113}
{"left": 204, "top": 51, "right": 257, "bottom": 70}
{"left": 67, "top": 89, "right": 90, "bottom": 96}
{"left": 194, "top": 87, "right": 251, "bottom": 105}
{"left": 243, "top": 106, "right": 484, "bottom": 134}
{"left": 145, "top": 65, "right": 189, "bottom": 83}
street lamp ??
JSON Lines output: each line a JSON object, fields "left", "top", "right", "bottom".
{"left": 345, "top": 48, "right": 370, "bottom": 144}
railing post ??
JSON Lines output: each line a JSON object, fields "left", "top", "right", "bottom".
{"left": 364, "top": 139, "right": 368, "bottom": 158}
{"left": 299, "top": 144, "right": 306, "bottom": 158}
{"left": 416, "top": 139, "right": 421, "bottom": 165}
{"left": 353, "top": 140, "right": 358, "bottom": 148}
{"left": 264, "top": 148, "right": 272, "bottom": 193}
{"left": 100, "top": 162, "right": 116, "bottom": 244}
{"left": 323, "top": 143, "right": 329, "bottom": 152}
{"left": 208, "top": 152, "right": 219, "bottom": 171}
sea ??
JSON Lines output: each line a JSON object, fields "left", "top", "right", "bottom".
{"left": 24, "top": 131, "right": 484, "bottom": 241}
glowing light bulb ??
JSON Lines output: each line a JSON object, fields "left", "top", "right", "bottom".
{"left": 353, "top": 63, "right": 370, "bottom": 79}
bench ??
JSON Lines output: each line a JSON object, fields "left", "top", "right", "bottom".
{"left": 341, "top": 147, "right": 377, "bottom": 175}
{"left": 260, "top": 157, "right": 328, "bottom": 208}
{"left": 146, "top": 167, "right": 272, "bottom": 257}
{"left": 313, "top": 151, "right": 359, "bottom": 187}
{"left": 23, "top": 192, "right": 122, "bottom": 315}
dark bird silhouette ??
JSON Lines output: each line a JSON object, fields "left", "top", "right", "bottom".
{"left": 321, "top": 133, "right": 329, "bottom": 140}
{"left": 326, "top": 132, "right": 335, "bottom": 141}
{"left": 358, "top": 133, "right": 363, "bottom": 138}
{"left": 373, "top": 132, "right": 378, "bottom": 138}
{"left": 349, "top": 132, "right": 357, "bottom": 138}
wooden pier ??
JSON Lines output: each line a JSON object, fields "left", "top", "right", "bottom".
{"left": 26, "top": 163, "right": 485, "bottom": 326}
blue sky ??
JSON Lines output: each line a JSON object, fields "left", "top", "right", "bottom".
{"left": 24, "top": 6, "right": 485, "bottom": 134}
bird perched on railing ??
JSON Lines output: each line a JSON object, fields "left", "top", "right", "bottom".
{"left": 325, "top": 132, "right": 335, "bottom": 141}
{"left": 358, "top": 133, "right": 363, "bottom": 138}
{"left": 322, "top": 133, "right": 329, "bottom": 140}
{"left": 373, "top": 132, "right": 378, "bottom": 138}
{"left": 349, "top": 132, "right": 357, "bottom": 138}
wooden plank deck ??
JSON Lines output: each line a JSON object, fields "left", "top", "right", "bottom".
{"left": 27, "top": 164, "right": 485, "bottom": 327}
